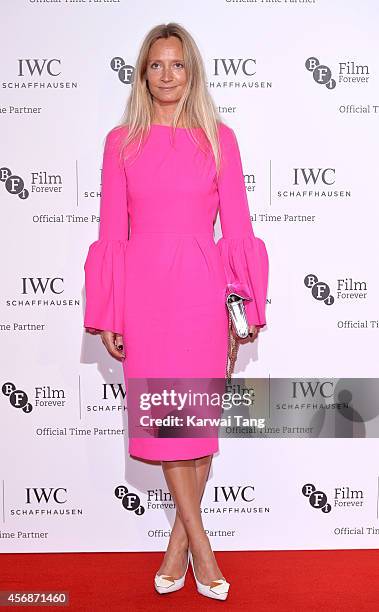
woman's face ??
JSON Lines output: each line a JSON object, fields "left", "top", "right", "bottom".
{"left": 146, "top": 36, "right": 187, "bottom": 110}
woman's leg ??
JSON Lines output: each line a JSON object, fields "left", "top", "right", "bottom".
{"left": 158, "top": 454, "right": 212, "bottom": 577}
{"left": 158, "top": 455, "right": 224, "bottom": 584}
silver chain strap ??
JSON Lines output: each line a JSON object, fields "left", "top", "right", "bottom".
{"left": 225, "top": 307, "right": 240, "bottom": 381}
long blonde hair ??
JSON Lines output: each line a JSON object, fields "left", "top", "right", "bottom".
{"left": 115, "top": 22, "right": 223, "bottom": 175}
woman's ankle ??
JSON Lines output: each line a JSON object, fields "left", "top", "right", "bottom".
{"left": 167, "top": 532, "right": 189, "bottom": 552}
{"left": 189, "top": 532, "right": 210, "bottom": 554}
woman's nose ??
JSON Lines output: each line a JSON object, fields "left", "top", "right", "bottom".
{"left": 161, "top": 67, "right": 173, "bottom": 80}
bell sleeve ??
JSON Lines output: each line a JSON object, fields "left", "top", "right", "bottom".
{"left": 83, "top": 127, "right": 129, "bottom": 335}
{"left": 216, "top": 124, "right": 269, "bottom": 328}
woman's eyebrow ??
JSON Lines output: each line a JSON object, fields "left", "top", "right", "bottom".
{"left": 148, "top": 58, "right": 184, "bottom": 62}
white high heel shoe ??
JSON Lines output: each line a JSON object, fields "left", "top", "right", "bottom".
{"left": 154, "top": 549, "right": 190, "bottom": 594}
{"left": 189, "top": 550, "right": 230, "bottom": 601}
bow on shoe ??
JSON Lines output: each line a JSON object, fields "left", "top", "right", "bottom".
{"left": 210, "top": 579, "right": 230, "bottom": 595}
{"left": 154, "top": 574, "right": 176, "bottom": 588}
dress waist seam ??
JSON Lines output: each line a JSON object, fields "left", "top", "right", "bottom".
{"left": 130, "top": 231, "right": 214, "bottom": 237}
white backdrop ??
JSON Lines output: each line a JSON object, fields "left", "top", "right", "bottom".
{"left": 1, "top": 0, "right": 379, "bottom": 552}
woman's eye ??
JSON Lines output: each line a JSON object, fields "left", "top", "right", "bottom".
{"left": 150, "top": 62, "right": 184, "bottom": 69}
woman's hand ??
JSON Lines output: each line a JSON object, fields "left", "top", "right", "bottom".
{"left": 84, "top": 327, "right": 125, "bottom": 361}
{"left": 99, "top": 331, "right": 125, "bottom": 361}
{"left": 85, "top": 328, "right": 125, "bottom": 360}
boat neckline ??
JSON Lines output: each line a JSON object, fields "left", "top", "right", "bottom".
{"left": 150, "top": 123, "right": 201, "bottom": 130}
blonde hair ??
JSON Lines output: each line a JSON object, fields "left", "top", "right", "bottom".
{"left": 115, "top": 22, "right": 223, "bottom": 175}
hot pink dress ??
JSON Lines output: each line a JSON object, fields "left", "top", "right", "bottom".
{"left": 83, "top": 122, "right": 269, "bottom": 461}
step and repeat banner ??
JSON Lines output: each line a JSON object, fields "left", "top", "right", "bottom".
{"left": 1, "top": 0, "right": 379, "bottom": 552}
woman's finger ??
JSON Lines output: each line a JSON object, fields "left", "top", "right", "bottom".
{"left": 248, "top": 325, "right": 259, "bottom": 341}
{"left": 100, "top": 331, "right": 125, "bottom": 361}
{"left": 114, "top": 333, "right": 124, "bottom": 350}
{"left": 104, "top": 337, "right": 125, "bottom": 360}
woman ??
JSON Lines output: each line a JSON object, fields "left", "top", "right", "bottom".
{"left": 84, "top": 22, "right": 269, "bottom": 601}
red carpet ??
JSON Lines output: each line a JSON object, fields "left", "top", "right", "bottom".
{"left": 1, "top": 550, "right": 378, "bottom": 611}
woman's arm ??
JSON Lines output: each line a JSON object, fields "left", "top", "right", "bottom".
{"left": 216, "top": 123, "right": 269, "bottom": 328}
{"left": 83, "top": 127, "right": 129, "bottom": 336}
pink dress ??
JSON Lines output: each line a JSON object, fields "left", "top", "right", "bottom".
{"left": 83, "top": 122, "right": 269, "bottom": 461}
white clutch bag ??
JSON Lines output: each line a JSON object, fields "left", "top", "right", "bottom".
{"left": 225, "top": 283, "right": 252, "bottom": 339}
{"left": 225, "top": 283, "right": 253, "bottom": 379}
